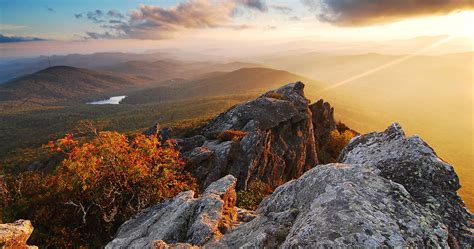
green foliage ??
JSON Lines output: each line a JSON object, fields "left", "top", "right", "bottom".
{"left": 2, "top": 131, "right": 197, "bottom": 247}
{"left": 237, "top": 180, "right": 273, "bottom": 210}
{"left": 218, "top": 130, "right": 247, "bottom": 141}
{"left": 0, "top": 95, "right": 255, "bottom": 170}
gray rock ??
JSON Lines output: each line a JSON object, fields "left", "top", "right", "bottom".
{"left": 0, "top": 219, "right": 37, "bottom": 249}
{"left": 212, "top": 164, "right": 450, "bottom": 248}
{"left": 309, "top": 99, "right": 337, "bottom": 163}
{"left": 182, "top": 82, "right": 318, "bottom": 191}
{"left": 106, "top": 175, "right": 237, "bottom": 249}
{"left": 339, "top": 123, "right": 473, "bottom": 248}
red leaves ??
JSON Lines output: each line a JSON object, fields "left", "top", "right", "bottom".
{"left": 3, "top": 131, "right": 197, "bottom": 247}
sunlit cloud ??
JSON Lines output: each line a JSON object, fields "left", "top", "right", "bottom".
{"left": 301, "top": 0, "right": 474, "bottom": 26}
{"left": 75, "top": 0, "right": 270, "bottom": 40}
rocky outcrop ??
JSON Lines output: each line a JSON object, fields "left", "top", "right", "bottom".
{"left": 179, "top": 82, "right": 318, "bottom": 190}
{"left": 105, "top": 175, "right": 237, "bottom": 248}
{"left": 0, "top": 220, "right": 37, "bottom": 249}
{"left": 339, "top": 123, "right": 474, "bottom": 248}
{"left": 213, "top": 163, "right": 450, "bottom": 248}
{"left": 110, "top": 122, "right": 473, "bottom": 248}
{"left": 309, "top": 99, "right": 337, "bottom": 163}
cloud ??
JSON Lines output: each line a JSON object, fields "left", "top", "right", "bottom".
{"left": 86, "top": 10, "right": 105, "bottom": 23}
{"left": 107, "top": 10, "right": 125, "bottom": 19}
{"left": 301, "top": 0, "right": 474, "bottom": 26}
{"left": 78, "top": 0, "right": 272, "bottom": 40}
{"left": 238, "top": 0, "right": 267, "bottom": 12}
{"left": 0, "top": 24, "right": 28, "bottom": 30}
{"left": 0, "top": 34, "right": 47, "bottom": 43}
{"left": 270, "top": 4, "right": 293, "bottom": 15}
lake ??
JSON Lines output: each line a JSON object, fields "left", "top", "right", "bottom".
{"left": 88, "top": 95, "right": 127, "bottom": 105}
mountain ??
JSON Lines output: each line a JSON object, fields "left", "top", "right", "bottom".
{"left": 0, "top": 66, "right": 150, "bottom": 103}
{"left": 102, "top": 60, "right": 264, "bottom": 83}
{"left": 104, "top": 83, "right": 472, "bottom": 248}
{"left": 123, "top": 67, "right": 324, "bottom": 104}
{"left": 0, "top": 52, "right": 175, "bottom": 83}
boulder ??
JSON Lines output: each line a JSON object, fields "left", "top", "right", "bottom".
{"left": 0, "top": 220, "right": 37, "bottom": 249}
{"left": 339, "top": 123, "right": 473, "bottom": 248}
{"left": 106, "top": 175, "right": 237, "bottom": 248}
{"left": 212, "top": 163, "right": 450, "bottom": 248}
{"left": 182, "top": 82, "right": 318, "bottom": 190}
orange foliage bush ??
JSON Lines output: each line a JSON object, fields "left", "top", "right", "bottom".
{"left": 2, "top": 131, "right": 196, "bottom": 247}
{"left": 327, "top": 130, "right": 356, "bottom": 159}
{"left": 218, "top": 130, "right": 247, "bottom": 141}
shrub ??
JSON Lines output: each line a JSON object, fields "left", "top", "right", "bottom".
{"left": 327, "top": 129, "right": 356, "bottom": 159}
{"left": 237, "top": 180, "right": 273, "bottom": 210}
{"left": 336, "top": 121, "right": 350, "bottom": 133}
{"left": 265, "top": 92, "right": 287, "bottom": 100}
{"left": 2, "top": 131, "right": 197, "bottom": 247}
{"left": 218, "top": 130, "right": 247, "bottom": 141}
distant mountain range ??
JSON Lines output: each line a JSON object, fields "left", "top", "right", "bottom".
{"left": 123, "top": 67, "right": 323, "bottom": 104}
{"left": 0, "top": 66, "right": 150, "bottom": 103}
{"left": 0, "top": 51, "right": 262, "bottom": 84}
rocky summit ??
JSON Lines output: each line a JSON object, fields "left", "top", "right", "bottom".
{"left": 176, "top": 82, "right": 334, "bottom": 191}
{"left": 106, "top": 83, "right": 472, "bottom": 248}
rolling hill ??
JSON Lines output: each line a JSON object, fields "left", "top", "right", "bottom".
{"left": 0, "top": 66, "right": 150, "bottom": 104}
{"left": 102, "top": 60, "right": 264, "bottom": 83}
{"left": 123, "top": 67, "right": 324, "bottom": 104}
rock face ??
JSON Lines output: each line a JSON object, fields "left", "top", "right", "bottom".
{"left": 309, "top": 99, "right": 337, "bottom": 163}
{"left": 106, "top": 175, "right": 237, "bottom": 248}
{"left": 339, "top": 123, "right": 474, "bottom": 248}
{"left": 110, "top": 122, "right": 473, "bottom": 248}
{"left": 179, "top": 82, "right": 318, "bottom": 190}
{"left": 0, "top": 220, "right": 37, "bottom": 248}
{"left": 213, "top": 163, "right": 449, "bottom": 248}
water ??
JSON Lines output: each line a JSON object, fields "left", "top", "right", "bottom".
{"left": 87, "top": 95, "right": 127, "bottom": 105}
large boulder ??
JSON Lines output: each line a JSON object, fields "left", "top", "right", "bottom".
{"left": 212, "top": 163, "right": 450, "bottom": 248}
{"left": 339, "top": 123, "right": 473, "bottom": 247}
{"left": 181, "top": 82, "right": 318, "bottom": 190}
{"left": 0, "top": 220, "right": 37, "bottom": 248}
{"left": 106, "top": 175, "right": 237, "bottom": 248}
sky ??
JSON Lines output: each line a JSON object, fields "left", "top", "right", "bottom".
{"left": 0, "top": 0, "right": 473, "bottom": 57}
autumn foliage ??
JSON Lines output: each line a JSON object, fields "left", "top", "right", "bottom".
{"left": 2, "top": 131, "right": 196, "bottom": 247}
{"left": 237, "top": 180, "right": 273, "bottom": 210}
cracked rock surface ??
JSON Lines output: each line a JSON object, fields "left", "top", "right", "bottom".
{"left": 339, "top": 123, "right": 473, "bottom": 248}
{"left": 105, "top": 175, "right": 237, "bottom": 248}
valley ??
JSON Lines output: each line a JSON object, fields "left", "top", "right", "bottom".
{"left": 1, "top": 50, "right": 472, "bottom": 212}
